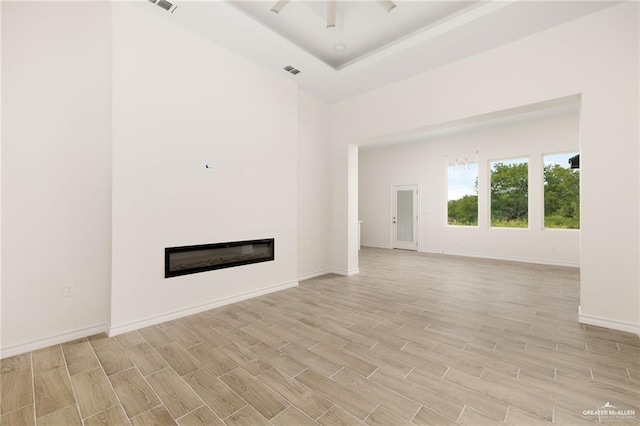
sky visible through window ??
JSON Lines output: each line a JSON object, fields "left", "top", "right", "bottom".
{"left": 447, "top": 163, "right": 478, "bottom": 201}
{"left": 544, "top": 152, "right": 574, "bottom": 168}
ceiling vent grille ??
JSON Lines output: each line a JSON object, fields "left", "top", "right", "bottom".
{"left": 152, "top": 0, "right": 177, "bottom": 13}
{"left": 284, "top": 65, "right": 301, "bottom": 75}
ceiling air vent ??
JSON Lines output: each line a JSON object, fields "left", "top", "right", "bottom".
{"left": 284, "top": 65, "right": 301, "bottom": 75}
{"left": 154, "top": 0, "right": 177, "bottom": 13}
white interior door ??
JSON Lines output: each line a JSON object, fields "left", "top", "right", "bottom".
{"left": 392, "top": 185, "right": 418, "bottom": 250}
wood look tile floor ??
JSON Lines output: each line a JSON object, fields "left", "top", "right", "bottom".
{"left": 1, "top": 248, "right": 639, "bottom": 425}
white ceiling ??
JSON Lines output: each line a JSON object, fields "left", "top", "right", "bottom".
{"left": 359, "top": 94, "right": 582, "bottom": 149}
{"left": 142, "top": 0, "right": 620, "bottom": 103}
{"left": 228, "top": 1, "right": 479, "bottom": 69}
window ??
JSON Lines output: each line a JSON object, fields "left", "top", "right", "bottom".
{"left": 447, "top": 163, "right": 478, "bottom": 226}
{"left": 490, "top": 158, "right": 528, "bottom": 228}
{"left": 544, "top": 152, "right": 580, "bottom": 229}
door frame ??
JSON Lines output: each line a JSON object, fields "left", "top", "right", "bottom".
{"left": 389, "top": 183, "right": 420, "bottom": 251}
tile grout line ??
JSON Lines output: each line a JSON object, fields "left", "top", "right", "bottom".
{"left": 314, "top": 403, "right": 335, "bottom": 421}
{"left": 409, "top": 404, "right": 423, "bottom": 423}
{"left": 368, "top": 366, "right": 381, "bottom": 379}
{"left": 292, "top": 366, "right": 309, "bottom": 379}
{"left": 329, "top": 366, "right": 345, "bottom": 379}
{"left": 59, "top": 343, "right": 86, "bottom": 426}
{"left": 456, "top": 405, "right": 467, "bottom": 423}
{"left": 113, "top": 336, "right": 179, "bottom": 422}
{"left": 146, "top": 340, "right": 210, "bottom": 414}
{"left": 362, "top": 403, "right": 379, "bottom": 423}
{"left": 86, "top": 339, "right": 132, "bottom": 425}
{"left": 440, "top": 366, "right": 450, "bottom": 379}
{"left": 504, "top": 405, "right": 511, "bottom": 423}
{"left": 172, "top": 403, "right": 205, "bottom": 422}
{"left": 221, "top": 403, "right": 249, "bottom": 421}
{"left": 30, "top": 351, "right": 37, "bottom": 423}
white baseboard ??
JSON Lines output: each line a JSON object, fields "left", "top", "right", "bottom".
{"left": 328, "top": 267, "right": 360, "bottom": 276}
{"left": 361, "top": 244, "right": 390, "bottom": 249}
{"left": 109, "top": 280, "right": 298, "bottom": 337}
{"left": 418, "top": 248, "right": 580, "bottom": 268}
{"left": 298, "top": 269, "right": 331, "bottom": 282}
{"left": 578, "top": 310, "right": 640, "bottom": 335}
{"left": 1, "top": 323, "right": 109, "bottom": 359}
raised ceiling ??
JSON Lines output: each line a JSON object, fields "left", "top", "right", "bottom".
{"left": 229, "top": 1, "right": 479, "bottom": 69}
{"left": 143, "top": 1, "right": 620, "bottom": 103}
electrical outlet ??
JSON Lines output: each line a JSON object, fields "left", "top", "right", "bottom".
{"left": 63, "top": 285, "right": 75, "bottom": 297}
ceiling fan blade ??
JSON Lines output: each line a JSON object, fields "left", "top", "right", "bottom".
{"left": 378, "top": 0, "right": 396, "bottom": 13}
{"left": 326, "top": 0, "right": 336, "bottom": 28}
{"left": 270, "top": 0, "right": 289, "bottom": 14}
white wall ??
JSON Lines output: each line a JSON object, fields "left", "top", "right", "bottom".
{"left": 359, "top": 112, "right": 580, "bottom": 266}
{"left": 333, "top": 3, "right": 639, "bottom": 333}
{"left": 1, "top": 2, "right": 112, "bottom": 354}
{"left": 298, "top": 93, "right": 332, "bottom": 280}
{"left": 109, "top": 4, "right": 299, "bottom": 334}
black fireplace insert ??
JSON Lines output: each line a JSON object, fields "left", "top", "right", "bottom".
{"left": 165, "top": 238, "right": 274, "bottom": 278}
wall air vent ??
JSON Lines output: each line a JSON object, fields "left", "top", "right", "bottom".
{"left": 155, "top": 0, "right": 177, "bottom": 13}
{"left": 284, "top": 65, "right": 301, "bottom": 75}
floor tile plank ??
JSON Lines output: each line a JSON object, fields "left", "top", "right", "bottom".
{"left": 146, "top": 368, "right": 202, "bottom": 419}
{"left": 271, "top": 406, "right": 318, "bottom": 426}
{"left": 223, "top": 405, "right": 270, "bottom": 426}
{"left": 83, "top": 405, "right": 130, "bottom": 426}
{"left": 295, "top": 368, "right": 377, "bottom": 420}
{"left": 108, "top": 368, "right": 161, "bottom": 419}
{"left": 125, "top": 342, "right": 168, "bottom": 376}
{"left": 183, "top": 368, "right": 246, "bottom": 419}
{"left": 0, "top": 367, "right": 33, "bottom": 415}
{"left": 216, "top": 343, "right": 271, "bottom": 376}
{"left": 36, "top": 405, "right": 81, "bottom": 426}
{"left": 70, "top": 368, "right": 119, "bottom": 419}
{"left": 317, "top": 405, "right": 365, "bottom": 426}
{"left": 177, "top": 405, "right": 224, "bottom": 426}
{"left": 155, "top": 342, "right": 202, "bottom": 376}
{"left": 94, "top": 341, "right": 134, "bottom": 376}
{"left": 0, "top": 404, "right": 35, "bottom": 426}
{"left": 0, "top": 354, "right": 30, "bottom": 375}
{"left": 187, "top": 344, "right": 237, "bottom": 377}
{"left": 34, "top": 367, "right": 75, "bottom": 418}
{"left": 61, "top": 339, "right": 100, "bottom": 376}
{"left": 32, "top": 347, "right": 64, "bottom": 376}
{"left": 130, "top": 406, "right": 176, "bottom": 426}
{"left": 220, "top": 368, "right": 288, "bottom": 420}
{"left": 257, "top": 368, "right": 333, "bottom": 419}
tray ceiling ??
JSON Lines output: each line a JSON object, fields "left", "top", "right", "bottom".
{"left": 229, "top": 1, "right": 479, "bottom": 69}
{"left": 141, "top": 1, "right": 621, "bottom": 103}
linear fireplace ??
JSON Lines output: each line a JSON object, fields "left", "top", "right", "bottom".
{"left": 165, "top": 238, "right": 274, "bottom": 278}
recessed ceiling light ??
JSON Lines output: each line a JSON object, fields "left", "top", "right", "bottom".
{"left": 334, "top": 44, "right": 346, "bottom": 52}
